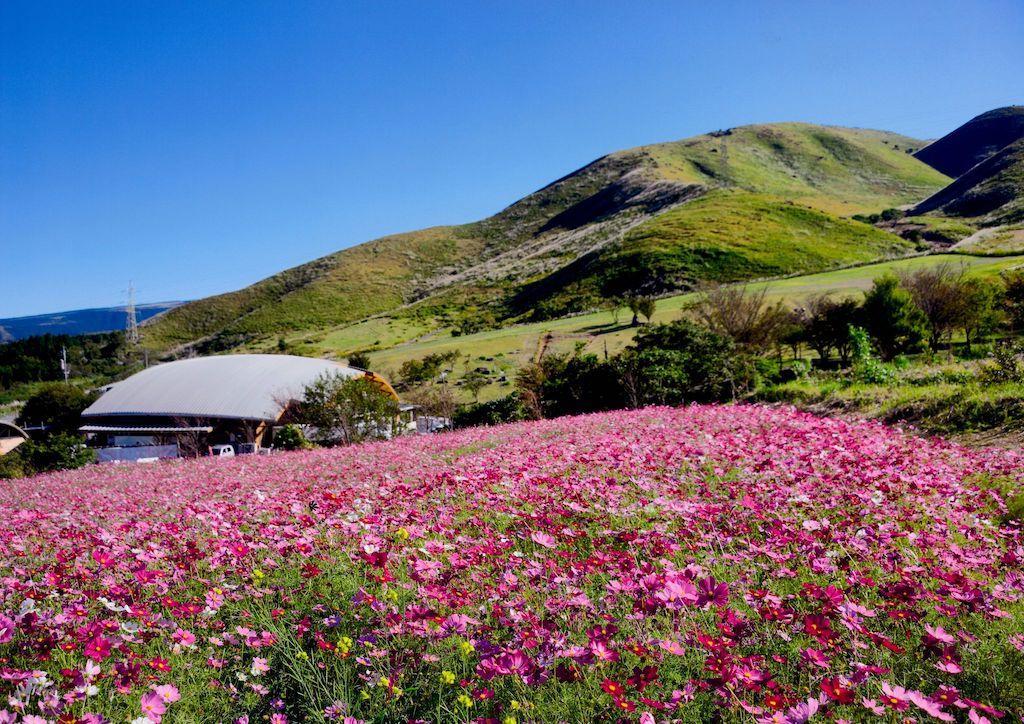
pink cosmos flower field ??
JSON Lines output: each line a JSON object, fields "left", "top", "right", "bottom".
{"left": 1, "top": 404, "right": 1023, "bottom": 723}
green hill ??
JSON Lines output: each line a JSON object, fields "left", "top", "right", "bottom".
{"left": 913, "top": 106, "right": 1024, "bottom": 178}
{"left": 143, "top": 121, "right": 950, "bottom": 354}
{"left": 912, "top": 138, "right": 1024, "bottom": 227}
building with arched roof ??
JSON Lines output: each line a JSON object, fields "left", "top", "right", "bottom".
{"left": 80, "top": 354, "right": 398, "bottom": 458}
{"left": 0, "top": 421, "right": 29, "bottom": 456}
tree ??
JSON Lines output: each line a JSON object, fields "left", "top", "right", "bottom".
{"left": 860, "top": 275, "right": 925, "bottom": 360}
{"left": 16, "top": 383, "right": 97, "bottom": 434}
{"left": 959, "top": 278, "right": 1002, "bottom": 353}
{"left": 636, "top": 296, "right": 656, "bottom": 324}
{"left": 692, "top": 284, "right": 789, "bottom": 352}
{"left": 462, "top": 369, "right": 489, "bottom": 403}
{"left": 273, "top": 424, "right": 311, "bottom": 451}
{"left": 622, "top": 320, "right": 755, "bottom": 404}
{"left": 347, "top": 350, "right": 372, "bottom": 369}
{"left": 800, "top": 295, "right": 861, "bottom": 364}
{"left": 397, "top": 351, "right": 460, "bottom": 388}
{"left": 900, "top": 263, "right": 967, "bottom": 352}
{"left": 626, "top": 295, "right": 656, "bottom": 326}
{"left": 23, "top": 433, "right": 96, "bottom": 472}
{"left": 299, "top": 373, "right": 399, "bottom": 445}
{"left": 1002, "top": 271, "right": 1024, "bottom": 332}
{"left": 404, "top": 384, "right": 458, "bottom": 422}
{"left": 606, "top": 297, "right": 624, "bottom": 326}
{"left": 514, "top": 363, "right": 546, "bottom": 420}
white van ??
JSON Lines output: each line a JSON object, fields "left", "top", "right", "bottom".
{"left": 211, "top": 444, "right": 235, "bottom": 458}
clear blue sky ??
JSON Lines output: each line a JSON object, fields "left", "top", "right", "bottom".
{"left": 2, "top": 1, "right": 1022, "bottom": 317}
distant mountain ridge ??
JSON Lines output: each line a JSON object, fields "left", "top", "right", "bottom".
{"left": 913, "top": 106, "right": 1024, "bottom": 178}
{"left": 142, "top": 119, "right": 950, "bottom": 354}
{"left": 911, "top": 107, "right": 1024, "bottom": 227}
{"left": 0, "top": 302, "right": 184, "bottom": 342}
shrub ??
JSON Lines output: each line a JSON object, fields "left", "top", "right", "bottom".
{"left": 453, "top": 392, "right": 527, "bottom": 428}
{"left": 860, "top": 274, "right": 925, "bottom": 360}
{"left": 273, "top": 424, "right": 311, "bottom": 451}
{"left": 299, "top": 374, "right": 399, "bottom": 445}
{"left": 16, "top": 383, "right": 97, "bottom": 434}
{"left": 848, "top": 325, "right": 893, "bottom": 385}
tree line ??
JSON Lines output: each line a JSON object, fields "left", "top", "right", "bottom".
{"left": 454, "top": 265, "right": 1024, "bottom": 426}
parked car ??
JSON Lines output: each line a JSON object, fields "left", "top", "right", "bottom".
{"left": 210, "top": 444, "right": 235, "bottom": 458}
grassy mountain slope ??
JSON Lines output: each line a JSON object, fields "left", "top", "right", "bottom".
{"left": 641, "top": 123, "right": 943, "bottom": 214}
{"left": 512, "top": 190, "right": 917, "bottom": 317}
{"left": 143, "top": 122, "right": 950, "bottom": 353}
{"left": 143, "top": 227, "right": 487, "bottom": 350}
{"left": 912, "top": 138, "right": 1024, "bottom": 227}
{"left": 914, "top": 106, "right": 1024, "bottom": 178}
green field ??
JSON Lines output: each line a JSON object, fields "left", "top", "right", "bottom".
{"left": 302, "top": 253, "right": 1023, "bottom": 401}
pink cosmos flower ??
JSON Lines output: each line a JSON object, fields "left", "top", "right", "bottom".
{"left": 880, "top": 683, "right": 911, "bottom": 711}
{"left": 530, "top": 531, "right": 557, "bottom": 548}
{"left": 0, "top": 616, "right": 15, "bottom": 644}
{"left": 153, "top": 685, "right": 180, "bottom": 704}
{"left": 83, "top": 635, "right": 113, "bottom": 662}
{"left": 140, "top": 690, "right": 167, "bottom": 722}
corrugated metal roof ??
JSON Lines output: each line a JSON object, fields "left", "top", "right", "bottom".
{"left": 82, "top": 355, "right": 364, "bottom": 422}
{"left": 80, "top": 425, "right": 215, "bottom": 434}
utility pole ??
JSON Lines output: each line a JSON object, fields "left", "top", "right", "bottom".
{"left": 125, "top": 281, "right": 140, "bottom": 345}
{"left": 60, "top": 346, "right": 70, "bottom": 384}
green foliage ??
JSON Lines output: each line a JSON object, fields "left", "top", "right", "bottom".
{"left": 299, "top": 374, "right": 399, "bottom": 445}
{"left": 398, "top": 351, "right": 461, "bottom": 388}
{"left": 959, "top": 278, "right": 1002, "bottom": 351}
{"left": 451, "top": 309, "right": 496, "bottom": 337}
{"left": 24, "top": 433, "right": 95, "bottom": 472}
{"left": 621, "top": 321, "right": 755, "bottom": 405}
{"left": 346, "top": 350, "right": 371, "bottom": 369}
{"left": 273, "top": 424, "right": 312, "bottom": 451}
{"left": 1004, "top": 271, "right": 1024, "bottom": 332}
{"left": 800, "top": 295, "right": 860, "bottom": 363}
{"left": 16, "top": 383, "right": 97, "bottom": 434}
{"left": 0, "top": 332, "right": 128, "bottom": 390}
{"left": 848, "top": 325, "right": 894, "bottom": 385}
{"left": 461, "top": 369, "right": 489, "bottom": 402}
{"left": 981, "top": 341, "right": 1024, "bottom": 385}
{"left": 860, "top": 274, "right": 926, "bottom": 360}
{"left": 452, "top": 393, "right": 527, "bottom": 428}
{"left": 1, "top": 433, "right": 96, "bottom": 480}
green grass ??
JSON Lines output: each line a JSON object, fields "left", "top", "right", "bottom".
{"left": 324, "top": 253, "right": 1023, "bottom": 403}
{"left": 759, "top": 375, "right": 1024, "bottom": 437}
{"left": 142, "top": 226, "right": 486, "bottom": 350}
{"left": 640, "top": 123, "right": 949, "bottom": 215}
{"left": 533, "top": 189, "right": 916, "bottom": 308}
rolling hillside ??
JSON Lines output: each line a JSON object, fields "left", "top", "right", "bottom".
{"left": 913, "top": 106, "right": 1024, "bottom": 178}
{"left": 143, "top": 121, "right": 949, "bottom": 354}
{"left": 906, "top": 106, "right": 1024, "bottom": 253}
{"left": 913, "top": 138, "right": 1024, "bottom": 226}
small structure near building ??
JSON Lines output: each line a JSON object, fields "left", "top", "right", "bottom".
{"left": 0, "top": 421, "right": 29, "bottom": 457}
{"left": 80, "top": 354, "right": 399, "bottom": 461}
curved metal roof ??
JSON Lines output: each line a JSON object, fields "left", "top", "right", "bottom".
{"left": 0, "top": 421, "right": 29, "bottom": 456}
{"left": 82, "top": 355, "right": 368, "bottom": 422}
